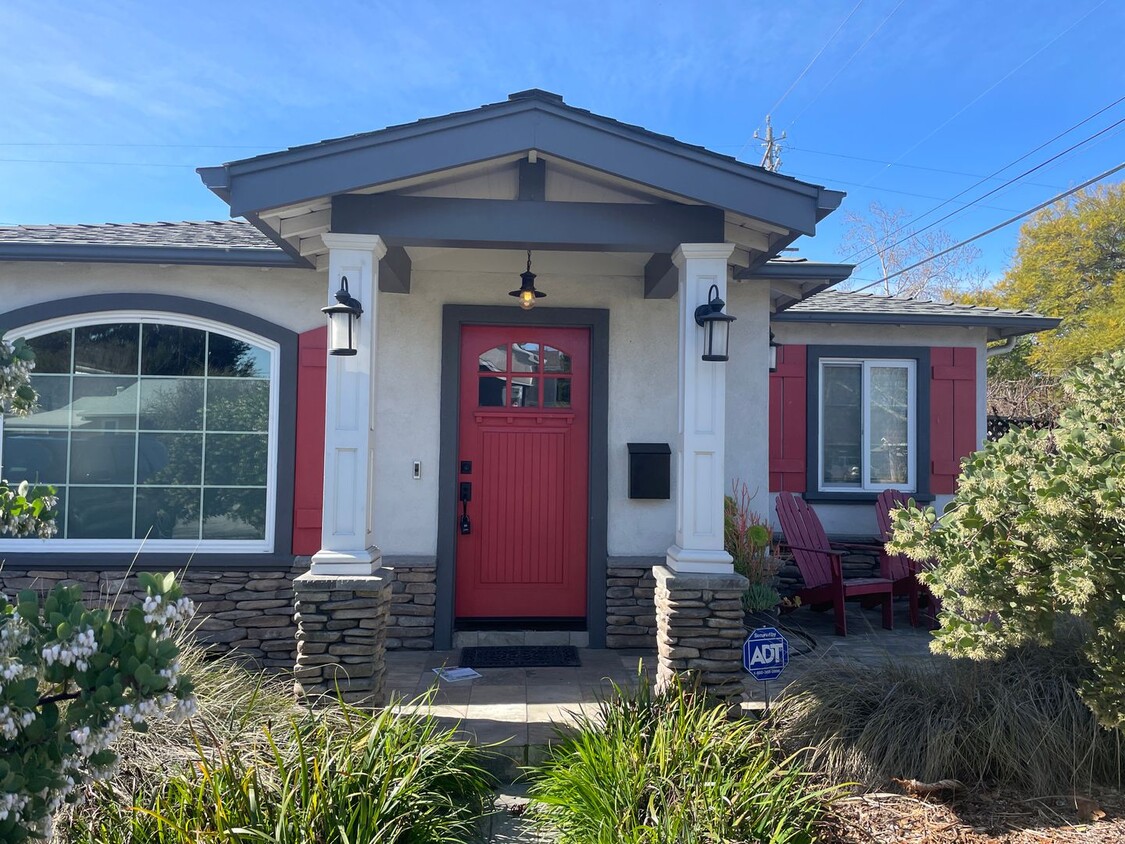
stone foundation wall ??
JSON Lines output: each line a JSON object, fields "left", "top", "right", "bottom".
{"left": 605, "top": 557, "right": 659, "bottom": 649}
{"left": 0, "top": 563, "right": 306, "bottom": 669}
{"left": 0, "top": 556, "right": 437, "bottom": 668}
{"left": 385, "top": 559, "right": 437, "bottom": 650}
{"left": 776, "top": 546, "right": 880, "bottom": 596}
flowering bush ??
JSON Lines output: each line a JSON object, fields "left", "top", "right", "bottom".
{"left": 0, "top": 333, "right": 58, "bottom": 540}
{"left": 0, "top": 572, "right": 197, "bottom": 841}
{"left": 889, "top": 350, "right": 1125, "bottom": 729}
{"left": 0, "top": 336, "right": 36, "bottom": 417}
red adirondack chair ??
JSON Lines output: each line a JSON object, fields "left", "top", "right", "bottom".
{"left": 875, "top": 489, "right": 937, "bottom": 628}
{"left": 774, "top": 492, "right": 894, "bottom": 636}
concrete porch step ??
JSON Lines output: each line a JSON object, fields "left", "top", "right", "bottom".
{"left": 452, "top": 630, "right": 589, "bottom": 648}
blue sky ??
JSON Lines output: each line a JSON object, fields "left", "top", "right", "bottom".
{"left": 1, "top": 0, "right": 1122, "bottom": 287}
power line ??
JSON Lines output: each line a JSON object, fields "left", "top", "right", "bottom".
{"left": 738, "top": 0, "right": 865, "bottom": 158}
{"left": 785, "top": 0, "right": 910, "bottom": 132}
{"left": 785, "top": 170, "right": 1020, "bottom": 211}
{"left": 858, "top": 0, "right": 1107, "bottom": 188}
{"left": 846, "top": 104, "right": 1125, "bottom": 266}
{"left": 849, "top": 161, "right": 1125, "bottom": 295}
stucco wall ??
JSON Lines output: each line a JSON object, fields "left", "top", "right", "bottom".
{"left": 0, "top": 261, "right": 323, "bottom": 335}
{"left": 370, "top": 249, "right": 680, "bottom": 557}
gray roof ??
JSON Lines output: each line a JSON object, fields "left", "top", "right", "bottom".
{"left": 774, "top": 289, "right": 1059, "bottom": 339}
{"left": 0, "top": 220, "right": 294, "bottom": 267}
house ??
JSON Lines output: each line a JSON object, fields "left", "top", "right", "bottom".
{"left": 0, "top": 91, "right": 1057, "bottom": 701}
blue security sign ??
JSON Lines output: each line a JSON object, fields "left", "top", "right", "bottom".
{"left": 742, "top": 627, "right": 790, "bottom": 682}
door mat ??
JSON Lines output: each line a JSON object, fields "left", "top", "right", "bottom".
{"left": 459, "top": 645, "right": 581, "bottom": 668}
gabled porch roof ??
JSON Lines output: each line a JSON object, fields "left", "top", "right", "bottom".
{"left": 198, "top": 90, "right": 845, "bottom": 284}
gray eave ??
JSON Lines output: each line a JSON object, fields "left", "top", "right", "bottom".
{"left": 0, "top": 242, "right": 297, "bottom": 267}
{"left": 773, "top": 290, "right": 1061, "bottom": 340}
{"left": 199, "top": 90, "right": 844, "bottom": 238}
{"left": 737, "top": 260, "right": 856, "bottom": 312}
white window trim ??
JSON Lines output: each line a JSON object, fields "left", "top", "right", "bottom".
{"left": 0, "top": 310, "right": 280, "bottom": 554}
{"left": 818, "top": 358, "right": 916, "bottom": 494}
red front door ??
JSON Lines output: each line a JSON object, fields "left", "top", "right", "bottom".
{"left": 455, "top": 325, "right": 589, "bottom": 619}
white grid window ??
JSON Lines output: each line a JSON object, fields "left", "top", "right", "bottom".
{"left": 818, "top": 358, "right": 916, "bottom": 493}
{"left": 0, "top": 314, "right": 279, "bottom": 553}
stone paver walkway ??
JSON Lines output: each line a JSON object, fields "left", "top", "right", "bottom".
{"left": 385, "top": 601, "right": 937, "bottom": 782}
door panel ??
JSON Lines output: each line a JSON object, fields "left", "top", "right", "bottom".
{"left": 456, "top": 325, "right": 589, "bottom": 618}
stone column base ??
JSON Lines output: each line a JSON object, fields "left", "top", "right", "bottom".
{"left": 292, "top": 571, "right": 392, "bottom": 707}
{"left": 654, "top": 565, "right": 747, "bottom": 700}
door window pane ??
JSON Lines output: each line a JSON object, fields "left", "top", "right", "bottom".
{"left": 542, "top": 346, "right": 571, "bottom": 373}
{"left": 511, "top": 343, "right": 538, "bottom": 372}
{"left": 478, "top": 375, "right": 506, "bottom": 407}
{"left": 821, "top": 364, "right": 862, "bottom": 487}
{"left": 510, "top": 378, "right": 538, "bottom": 407}
{"left": 478, "top": 345, "right": 507, "bottom": 373}
{"left": 542, "top": 378, "right": 571, "bottom": 408}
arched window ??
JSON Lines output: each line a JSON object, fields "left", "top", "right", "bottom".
{"left": 1, "top": 313, "right": 279, "bottom": 551}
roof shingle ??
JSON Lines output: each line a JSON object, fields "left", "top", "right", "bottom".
{"left": 0, "top": 220, "right": 280, "bottom": 251}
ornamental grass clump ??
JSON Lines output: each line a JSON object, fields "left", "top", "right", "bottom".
{"left": 771, "top": 637, "right": 1124, "bottom": 793}
{"left": 528, "top": 675, "right": 834, "bottom": 844}
{"left": 61, "top": 646, "right": 496, "bottom": 844}
{"left": 889, "top": 350, "right": 1125, "bottom": 729}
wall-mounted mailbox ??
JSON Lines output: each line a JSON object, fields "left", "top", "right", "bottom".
{"left": 627, "top": 442, "right": 672, "bottom": 500}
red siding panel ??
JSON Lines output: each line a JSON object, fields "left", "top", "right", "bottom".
{"left": 929, "top": 346, "right": 978, "bottom": 494}
{"left": 292, "top": 327, "right": 327, "bottom": 555}
{"left": 769, "top": 344, "right": 807, "bottom": 492}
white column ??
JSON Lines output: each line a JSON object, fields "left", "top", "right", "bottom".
{"left": 311, "top": 233, "right": 386, "bottom": 576}
{"left": 666, "top": 243, "right": 737, "bottom": 574}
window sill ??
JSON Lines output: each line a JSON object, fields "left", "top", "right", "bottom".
{"left": 0, "top": 551, "right": 299, "bottom": 571}
{"left": 801, "top": 491, "right": 935, "bottom": 504}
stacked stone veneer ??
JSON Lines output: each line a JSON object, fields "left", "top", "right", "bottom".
{"left": 0, "top": 563, "right": 306, "bottom": 669}
{"left": 605, "top": 557, "right": 659, "bottom": 648}
{"left": 654, "top": 566, "right": 748, "bottom": 700}
{"left": 776, "top": 547, "right": 879, "bottom": 596}
{"left": 0, "top": 557, "right": 436, "bottom": 670}
{"left": 292, "top": 571, "right": 392, "bottom": 706}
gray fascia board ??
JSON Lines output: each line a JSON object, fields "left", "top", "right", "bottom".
{"left": 220, "top": 104, "right": 827, "bottom": 234}
{"left": 773, "top": 309, "right": 1061, "bottom": 338}
{"left": 331, "top": 194, "right": 725, "bottom": 252}
{"left": 0, "top": 242, "right": 298, "bottom": 268}
{"left": 737, "top": 261, "right": 855, "bottom": 282}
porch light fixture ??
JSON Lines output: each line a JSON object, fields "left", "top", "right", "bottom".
{"left": 693, "top": 283, "right": 736, "bottom": 362}
{"left": 509, "top": 250, "right": 546, "bottom": 310}
{"left": 769, "top": 330, "right": 780, "bottom": 372}
{"left": 322, "top": 275, "right": 363, "bottom": 356}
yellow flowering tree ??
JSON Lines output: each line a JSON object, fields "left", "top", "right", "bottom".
{"left": 889, "top": 350, "right": 1125, "bottom": 729}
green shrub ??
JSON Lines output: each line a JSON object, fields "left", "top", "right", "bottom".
{"left": 890, "top": 350, "right": 1125, "bottom": 728}
{"left": 772, "top": 639, "right": 1124, "bottom": 793}
{"left": 529, "top": 676, "right": 832, "bottom": 844}
{"left": 60, "top": 646, "right": 495, "bottom": 844}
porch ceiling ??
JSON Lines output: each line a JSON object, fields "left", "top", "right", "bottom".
{"left": 199, "top": 91, "right": 845, "bottom": 287}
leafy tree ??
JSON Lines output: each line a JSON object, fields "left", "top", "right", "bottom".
{"left": 838, "top": 201, "right": 988, "bottom": 298}
{"left": 889, "top": 350, "right": 1125, "bottom": 729}
{"left": 985, "top": 182, "right": 1125, "bottom": 378}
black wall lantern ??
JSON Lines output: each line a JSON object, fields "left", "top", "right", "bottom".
{"left": 693, "top": 283, "right": 736, "bottom": 362}
{"left": 509, "top": 250, "right": 546, "bottom": 310}
{"left": 769, "top": 330, "right": 780, "bottom": 372}
{"left": 322, "top": 275, "right": 364, "bottom": 356}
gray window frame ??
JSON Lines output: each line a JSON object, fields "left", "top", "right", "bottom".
{"left": 804, "top": 345, "right": 933, "bottom": 503}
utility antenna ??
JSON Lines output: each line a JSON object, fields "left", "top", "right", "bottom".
{"left": 754, "top": 115, "right": 787, "bottom": 172}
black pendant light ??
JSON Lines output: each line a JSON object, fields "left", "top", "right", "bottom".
{"left": 509, "top": 250, "right": 546, "bottom": 310}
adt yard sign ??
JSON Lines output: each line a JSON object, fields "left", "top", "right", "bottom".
{"left": 743, "top": 627, "right": 789, "bottom": 682}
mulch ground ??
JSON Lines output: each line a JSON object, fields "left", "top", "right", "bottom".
{"left": 822, "top": 785, "right": 1125, "bottom": 843}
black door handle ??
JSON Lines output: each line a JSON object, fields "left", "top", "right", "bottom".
{"left": 459, "top": 482, "right": 472, "bottom": 534}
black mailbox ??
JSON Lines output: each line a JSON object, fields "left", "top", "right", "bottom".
{"left": 627, "top": 442, "right": 671, "bottom": 499}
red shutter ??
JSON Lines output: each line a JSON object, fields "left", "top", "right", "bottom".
{"left": 292, "top": 327, "right": 327, "bottom": 555}
{"left": 929, "top": 346, "right": 978, "bottom": 495}
{"left": 769, "top": 344, "right": 807, "bottom": 492}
